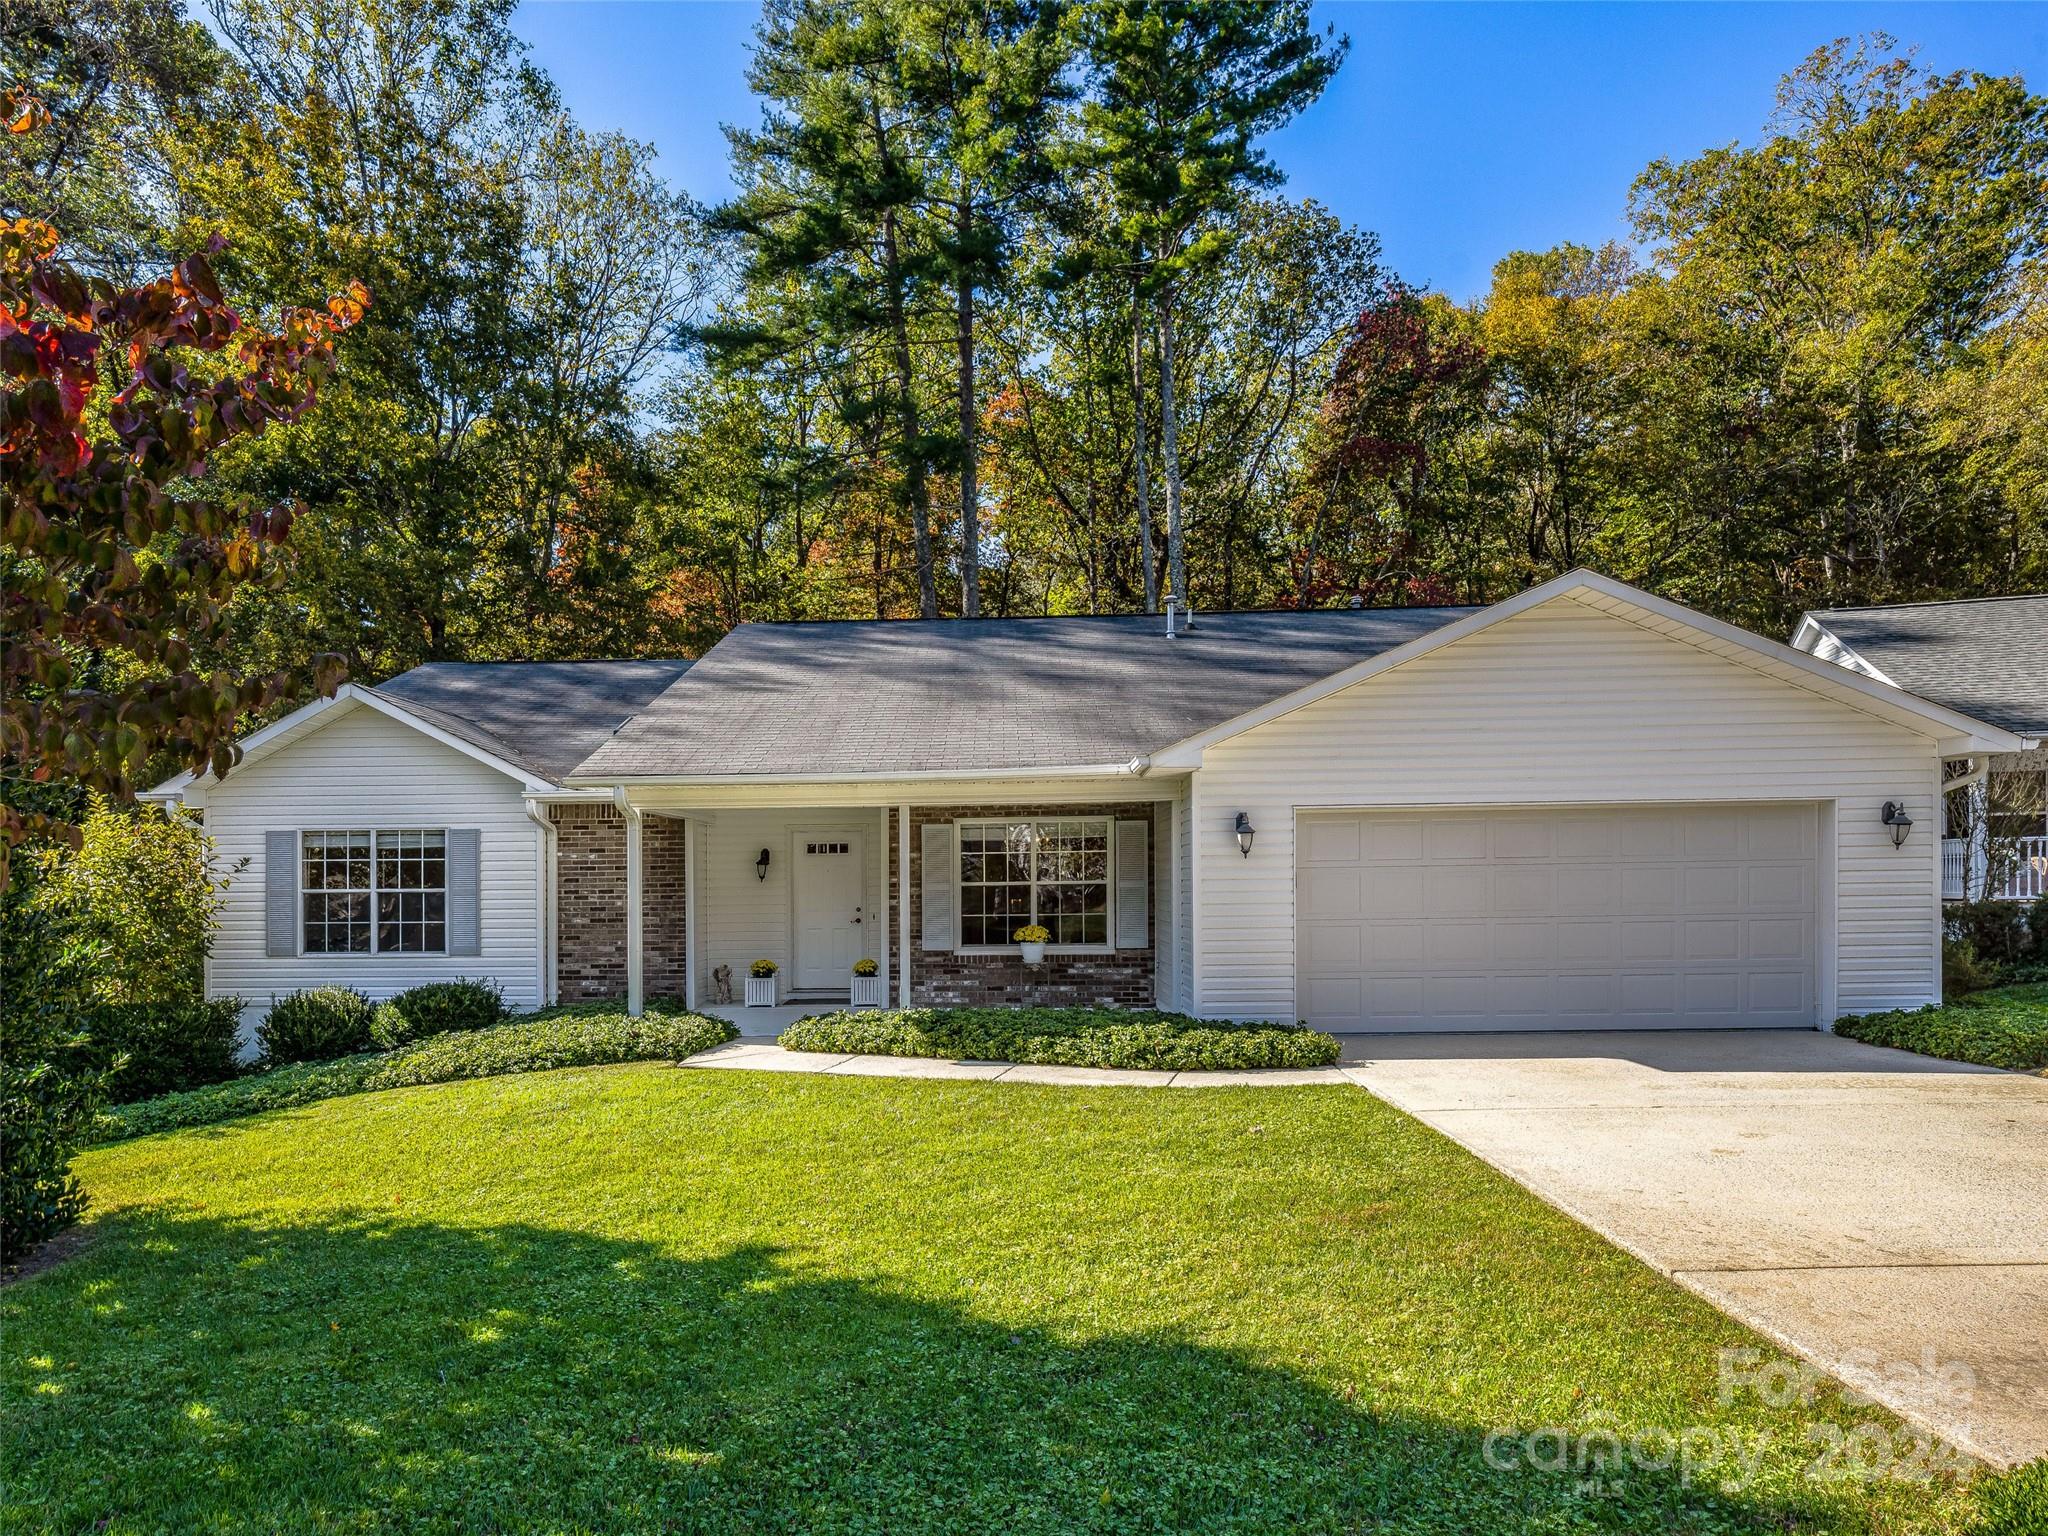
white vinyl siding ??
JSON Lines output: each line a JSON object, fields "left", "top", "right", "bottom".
{"left": 1191, "top": 596, "right": 1943, "bottom": 1022}
{"left": 691, "top": 807, "right": 879, "bottom": 999}
{"left": 203, "top": 704, "right": 543, "bottom": 1027}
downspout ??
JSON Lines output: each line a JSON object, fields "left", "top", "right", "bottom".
{"left": 523, "top": 797, "right": 558, "bottom": 1008}
{"left": 613, "top": 787, "right": 644, "bottom": 1017}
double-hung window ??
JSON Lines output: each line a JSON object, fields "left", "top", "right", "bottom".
{"left": 301, "top": 830, "right": 447, "bottom": 954}
{"left": 957, "top": 818, "right": 1110, "bottom": 948}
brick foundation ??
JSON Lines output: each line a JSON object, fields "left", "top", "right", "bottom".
{"left": 549, "top": 805, "right": 686, "bottom": 1004}
{"left": 900, "top": 803, "right": 1156, "bottom": 1008}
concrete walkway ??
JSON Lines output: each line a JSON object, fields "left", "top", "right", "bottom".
{"left": 680, "top": 1029, "right": 2048, "bottom": 1467}
{"left": 685, "top": 1039, "right": 1348, "bottom": 1087}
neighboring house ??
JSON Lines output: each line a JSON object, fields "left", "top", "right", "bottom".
{"left": 1792, "top": 596, "right": 2047, "bottom": 904}
{"left": 149, "top": 571, "right": 2028, "bottom": 1038}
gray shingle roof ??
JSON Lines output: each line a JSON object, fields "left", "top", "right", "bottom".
{"left": 373, "top": 660, "right": 695, "bottom": 782}
{"left": 570, "top": 607, "right": 1476, "bottom": 780}
{"left": 1804, "top": 595, "right": 2048, "bottom": 738}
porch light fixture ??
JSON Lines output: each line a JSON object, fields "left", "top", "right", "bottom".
{"left": 755, "top": 847, "right": 772, "bottom": 881}
{"left": 1234, "top": 811, "right": 1256, "bottom": 858}
{"left": 1880, "top": 802, "right": 1914, "bottom": 849}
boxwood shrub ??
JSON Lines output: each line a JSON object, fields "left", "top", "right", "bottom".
{"left": 779, "top": 1006, "right": 1342, "bottom": 1071}
{"left": 259, "top": 987, "right": 377, "bottom": 1065}
{"left": 99, "top": 1001, "right": 737, "bottom": 1143}
{"left": 1835, "top": 984, "right": 2048, "bottom": 1074}
{"left": 82, "top": 999, "right": 245, "bottom": 1102}
{"left": 370, "top": 978, "right": 507, "bottom": 1049}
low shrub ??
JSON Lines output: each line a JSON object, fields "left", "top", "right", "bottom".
{"left": 82, "top": 999, "right": 245, "bottom": 1102}
{"left": 1945, "top": 898, "right": 2035, "bottom": 971}
{"left": 780, "top": 1006, "right": 1342, "bottom": 1071}
{"left": 259, "top": 987, "right": 376, "bottom": 1065}
{"left": 98, "top": 1001, "right": 737, "bottom": 1143}
{"left": 370, "top": 978, "right": 507, "bottom": 1049}
{"left": 1, "top": 1036, "right": 110, "bottom": 1267}
{"left": 1836, "top": 984, "right": 2048, "bottom": 1074}
{"left": 1942, "top": 936, "right": 2001, "bottom": 998}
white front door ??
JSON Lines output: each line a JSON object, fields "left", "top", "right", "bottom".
{"left": 792, "top": 830, "right": 866, "bottom": 992}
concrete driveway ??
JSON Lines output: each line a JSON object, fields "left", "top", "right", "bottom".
{"left": 1340, "top": 1029, "right": 2048, "bottom": 1469}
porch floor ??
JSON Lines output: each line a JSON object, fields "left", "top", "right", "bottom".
{"left": 700, "top": 1000, "right": 866, "bottom": 1040}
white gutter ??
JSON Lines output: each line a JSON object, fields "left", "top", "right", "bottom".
{"left": 522, "top": 797, "right": 559, "bottom": 1007}
{"left": 567, "top": 761, "right": 1163, "bottom": 788}
{"left": 1942, "top": 759, "right": 1990, "bottom": 796}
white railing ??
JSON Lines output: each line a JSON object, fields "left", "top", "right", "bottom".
{"left": 1943, "top": 836, "right": 2048, "bottom": 902}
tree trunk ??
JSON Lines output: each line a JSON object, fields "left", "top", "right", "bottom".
{"left": 955, "top": 194, "right": 980, "bottom": 618}
{"left": 880, "top": 205, "right": 939, "bottom": 619}
{"left": 1157, "top": 278, "right": 1187, "bottom": 609}
{"left": 1131, "top": 278, "right": 1157, "bottom": 612}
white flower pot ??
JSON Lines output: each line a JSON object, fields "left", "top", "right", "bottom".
{"left": 1018, "top": 940, "right": 1046, "bottom": 966}
{"left": 745, "top": 975, "right": 778, "bottom": 1007}
{"left": 849, "top": 974, "right": 885, "bottom": 1009}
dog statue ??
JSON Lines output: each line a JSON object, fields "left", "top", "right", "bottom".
{"left": 710, "top": 963, "right": 734, "bottom": 1005}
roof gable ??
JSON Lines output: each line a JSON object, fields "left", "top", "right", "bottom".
{"left": 1146, "top": 571, "right": 2027, "bottom": 766}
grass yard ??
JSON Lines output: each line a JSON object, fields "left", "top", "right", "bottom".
{"left": 1837, "top": 983, "right": 2048, "bottom": 1074}
{"left": 2, "top": 1067, "right": 2021, "bottom": 1534}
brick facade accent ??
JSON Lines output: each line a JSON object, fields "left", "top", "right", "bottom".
{"left": 548, "top": 805, "right": 686, "bottom": 1004}
{"left": 902, "top": 803, "right": 1156, "bottom": 1008}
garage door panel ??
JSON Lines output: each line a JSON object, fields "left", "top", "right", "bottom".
{"left": 1556, "top": 866, "right": 1620, "bottom": 915}
{"left": 1301, "top": 817, "right": 1362, "bottom": 864}
{"left": 1620, "top": 865, "right": 1679, "bottom": 912}
{"left": 1493, "top": 867, "right": 1556, "bottom": 913}
{"left": 1298, "top": 805, "right": 1818, "bottom": 1031}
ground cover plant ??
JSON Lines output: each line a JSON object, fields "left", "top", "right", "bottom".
{"left": 1837, "top": 983, "right": 2048, "bottom": 1074}
{"left": 780, "top": 1006, "right": 1342, "bottom": 1070}
{"left": 96, "top": 1001, "right": 734, "bottom": 1143}
{"left": 4, "top": 1067, "right": 2029, "bottom": 1533}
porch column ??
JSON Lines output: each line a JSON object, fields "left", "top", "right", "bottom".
{"left": 897, "top": 801, "right": 911, "bottom": 1008}
{"left": 615, "top": 788, "right": 644, "bottom": 1017}
{"left": 1969, "top": 779, "right": 1990, "bottom": 901}
{"left": 683, "top": 817, "right": 700, "bottom": 1011}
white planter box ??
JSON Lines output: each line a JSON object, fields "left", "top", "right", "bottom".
{"left": 1018, "top": 940, "right": 1046, "bottom": 966}
{"left": 744, "top": 975, "right": 778, "bottom": 1007}
{"left": 849, "top": 974, "right": 886, "bottom": 1009}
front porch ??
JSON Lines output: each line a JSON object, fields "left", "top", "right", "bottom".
{"left": 547, "top": 790, "right": 1179, "bottom": 1018}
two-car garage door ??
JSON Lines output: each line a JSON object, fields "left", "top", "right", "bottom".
{"left": 1296, "top": 805, "right": 1819, "bottom": 1031}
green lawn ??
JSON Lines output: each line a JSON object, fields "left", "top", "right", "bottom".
{"left": 2, "top": 1067, "right": 2018, "bottom": 1533}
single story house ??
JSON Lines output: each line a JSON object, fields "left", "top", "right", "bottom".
{"left": 1792, "top": 595, "right": 2047, "bottom": 904}
{"left": 148, "top": 571, "right": 2033, "bottom": 1038}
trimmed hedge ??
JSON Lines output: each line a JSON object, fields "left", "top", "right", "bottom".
{"left": 83, "top": 999, "right": 245, "bottom": 1102}
{"left": 97, "top": 1001, "right": 737, "bottom": 1143}
{"left": 780, "top": 1006, "right": 1342, "bottom": 1071}
{"left": 370, "top": 978, "right": 507, "bottom": 1049}
{"left": 259, "top": 987, "right": 377, "bottom": 1064}
{"left": 1835, "top": 984, "right": 2048, "bottom": 1074}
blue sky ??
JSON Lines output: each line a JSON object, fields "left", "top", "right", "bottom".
{"left": 512, "top": 1, "right": 2045, "bottom": 302}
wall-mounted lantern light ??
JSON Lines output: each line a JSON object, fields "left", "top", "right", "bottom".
{"left": 1234, "top": 811, "right": 1256, "bottom": 859}
{"left": 1880, "top": 802, "right": 1914, "bottom": 849}
{"left": 755, "top": 847, "right": 772, "bottom": 881}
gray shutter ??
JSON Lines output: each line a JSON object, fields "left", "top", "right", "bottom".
{"left": 920, "top": 822, "right": 956, "bottom": 951}
{"left": 265, "top": 830, "right": 299, "bottom": 957}
{"left": 1115, "top": 819, "right": 1149, "bottom": 949}
{"left": 447, "top": 828, "right": 482, "bottom": 956}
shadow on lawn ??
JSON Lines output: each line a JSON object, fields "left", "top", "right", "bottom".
{"left": 2, "top": 1211, "right": 1942, "bottom": 1534}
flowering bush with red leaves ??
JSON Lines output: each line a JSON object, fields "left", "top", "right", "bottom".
{"left": 1, "top": 99, "right": 365, "bottom": 865}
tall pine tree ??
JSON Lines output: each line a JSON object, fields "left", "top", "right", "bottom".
{"left": 1080, "top": 0, "right": 1344, "bottom": 608}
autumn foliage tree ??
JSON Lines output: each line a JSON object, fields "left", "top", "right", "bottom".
{"left": 0, "top": 93, "right": 363, "bottom": 868}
